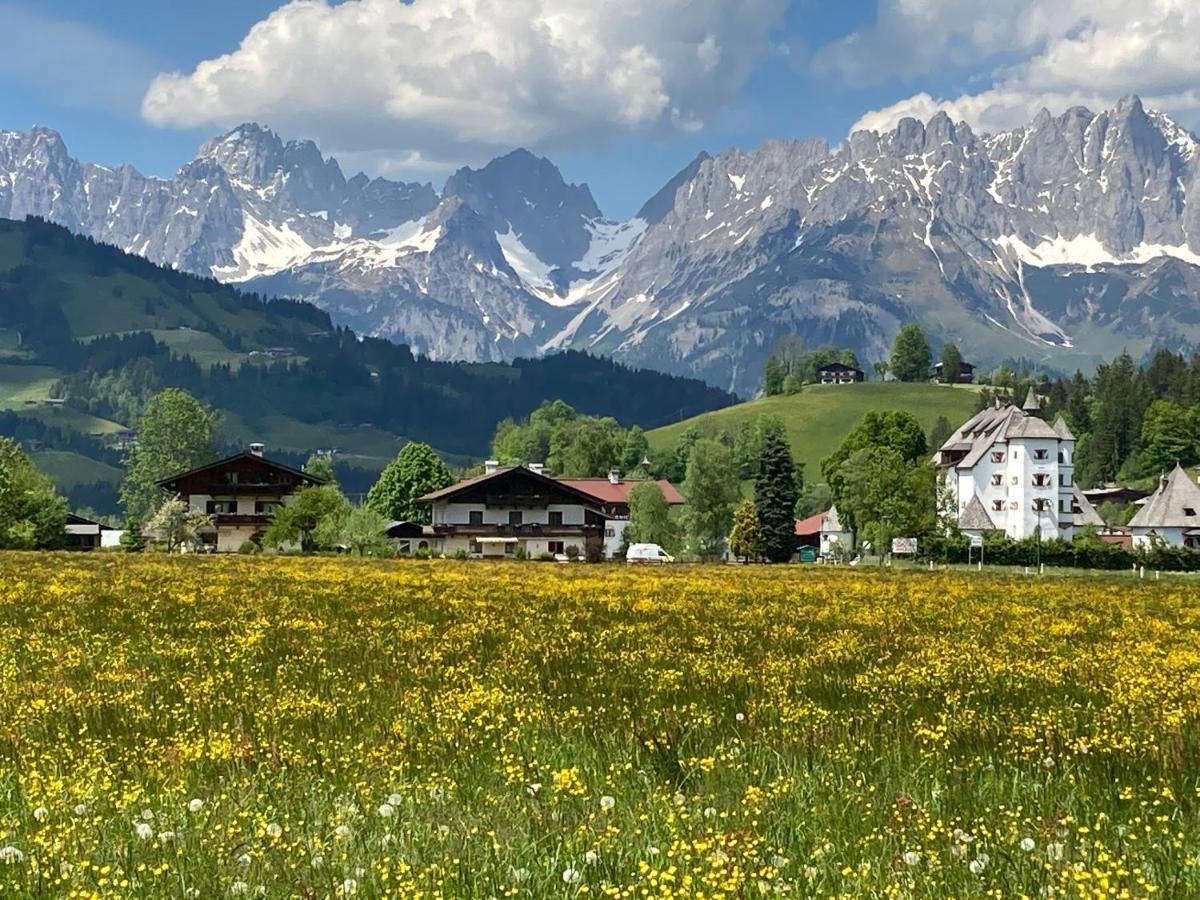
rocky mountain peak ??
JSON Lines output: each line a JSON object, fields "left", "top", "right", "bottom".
{"left": 443, "top": 149, "right": 601, "bottom": 270}
{"left": 5, "top": 99, "right": 1200, "bottom": 395}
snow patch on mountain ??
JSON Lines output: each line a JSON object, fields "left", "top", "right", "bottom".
{"left": 214, "top": 214, "right": 315, "bottom": 281}
{"left": 996, "top": 233, "right": 1200, "bottom": 270}
{"left": 578, "top": 218, "right": 647, "bottom": 275}
{"left": 497, "top": 229, "right": 558, "bottom": 299}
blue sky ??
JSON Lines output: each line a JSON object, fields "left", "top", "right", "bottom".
{"left": 5, "top": 1, "right": 1199, "bottom": 218}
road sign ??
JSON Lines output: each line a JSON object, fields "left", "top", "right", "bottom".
{"left": 891, "top": 537, "right": 918, "bottom": 555}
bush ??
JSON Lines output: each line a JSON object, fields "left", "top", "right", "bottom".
{"left": 565, "top": 545, "right": 581, "bottom": 561}
{"left": 453, "top": 548, "right": 470, "bottom": 560}
{"left": 536, "top": 552, "right": 557, "bottom": 562}
{"left": 918, "top": 532, "right": 1200, "bottom": 572}
{"left": 513, "top": 544, "right": 527, "bottom": 561}
{"left": 237, "top": 540, "right": 261, "bottom": 555}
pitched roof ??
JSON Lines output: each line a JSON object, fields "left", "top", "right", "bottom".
{"left": 558, "top": 478, "right": 684, "bottom": 505}
{"left": 417, "top": 465, "right": 606, "bottom": 509}
{"left": 957, "top": 494, "right": 998, "bottom": 531}
{"left": 1005, "top": 415, "right": 1061, "bottom": 439}
{"left": 938, "top": 400, "right": 1071, "bottom": 470}
{"left": 1072, "top": 488, "right": 1105, "bottom": 528}
{"left": 818, "top": 362, "right": 862, "bottom": 373}
{"left": 1022, "top": 388, "right": 1042, "bottom": 412}
{"left": 1128, "top": 465, "right": 1200, "bottom": 529}
{"left": 1052, "top": 416, "right": 1075, "bottom": 440}
{"left": 794, "top": 511, "right": 825, "bottom": 537}
{"left": 157, "top": 451, "right": 325, "bottom": 489}
{"left": 822, "top": 505, "right": 845, "bottom": 532}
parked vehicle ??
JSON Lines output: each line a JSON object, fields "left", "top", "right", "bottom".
{"left": 626, "top": 543, "right": 674, "bottom": 564}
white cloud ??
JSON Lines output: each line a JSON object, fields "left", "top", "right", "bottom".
{"left": 826, "top": 0, "right": 1200, "bottom": 136}
{"left": 142, "top": 0, "right": 786, "bottom": 170}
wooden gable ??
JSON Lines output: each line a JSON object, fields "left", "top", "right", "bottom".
{"left": 159, "top": 452, "right": 321, "bottom": 497}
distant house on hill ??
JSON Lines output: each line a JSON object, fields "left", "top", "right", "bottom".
{"left": 817, "top": 362, "right": 865, "bottom": 385}
{"left": 158, "top": 443, "right": 324, "bottom": 552}
{"left": 1127, "top": 464, "right": 1200, "bottom": 550}
{"left": 417, "top": 462, "right": 683, "bottom": 561}
{"left": 930, "top": 361, "right": 976, "bottom": 384}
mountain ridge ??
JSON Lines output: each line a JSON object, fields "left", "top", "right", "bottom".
{"left": 4, "top": 96, "right": 1200, "bottom": 393}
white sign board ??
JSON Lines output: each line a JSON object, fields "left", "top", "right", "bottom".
{"left": 891, "top": 537, "right": 919, "bottom": 555}
{"left": 969, "top": 533, "right": 984, "bottom": 548}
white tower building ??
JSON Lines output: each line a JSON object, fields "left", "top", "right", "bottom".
{"left": 934, "top": 390, "right": 1096, "bottom": 540}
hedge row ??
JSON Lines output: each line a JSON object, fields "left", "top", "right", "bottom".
{"left": 918, "top": 533, "right": 1200, "bottom": 572}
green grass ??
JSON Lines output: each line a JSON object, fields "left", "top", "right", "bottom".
{"left": 0, "top": 364, "right": 61, "bottom": 407}
{"left": 29, "top": 450, "right": 122, "bottom": 491}
{"left": 648, "top": 381, "right": 984, "bottom": 477}
{"left": 0, "top": 557, "right": 1197, "bottom": 898}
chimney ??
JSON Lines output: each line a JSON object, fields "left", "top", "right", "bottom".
{"left": 485, "top": 459, "right": 499, "bottom": 475}
{"left": 249, "top": 442, "right": 265, "bottom": 457}
{"left": 529, "top": 462, "right": 545, "bottom": 475}
{"left": 608, "top": 469, "right": 621, "bottom": 485}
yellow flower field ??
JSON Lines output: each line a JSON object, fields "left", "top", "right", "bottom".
{"left": 1, "top": 555, "right": 1198, "bottom": 898}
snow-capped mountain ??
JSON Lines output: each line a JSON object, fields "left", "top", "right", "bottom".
{"left": 4, "top": 96, "right": 1200, "bottom": 393}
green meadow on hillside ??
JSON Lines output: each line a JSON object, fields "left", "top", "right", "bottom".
{"left": 648, "top": 381, "right": 984, "bottom": 477}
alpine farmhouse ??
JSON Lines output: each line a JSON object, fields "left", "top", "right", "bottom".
{"left": 158, "top": 444, "right": 324, "bottom": 552}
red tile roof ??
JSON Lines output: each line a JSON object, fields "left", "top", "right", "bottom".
{"left": 558, "top": 478, "right": 684, "bottom": 505}
{"left": 794, "top": 511, "right": 826, "bottom": 537}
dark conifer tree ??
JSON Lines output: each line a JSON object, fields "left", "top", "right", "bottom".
{"left": 754, "top": 430, "right": 800, "bottom": 563}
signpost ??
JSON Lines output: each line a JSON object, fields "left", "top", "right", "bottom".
{"left": 968, "top": 532, "right": 983, "bottom": 567}
{"left": 891, "top": 537, "right": 918, "bottom": 556}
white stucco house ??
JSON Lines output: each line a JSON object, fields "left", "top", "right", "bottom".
{"left": 935, "top": 391, "right": 1091, "bottom": 540}
{"left": 416, "top": 463, "right": 682, "bottom": 561}
{"left": 1128, "top": 464, "right": 1200, "bottom": 550}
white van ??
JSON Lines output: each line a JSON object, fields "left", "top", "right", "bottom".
{"left": 626, "top": 543, "right": 675, "bottom": 564}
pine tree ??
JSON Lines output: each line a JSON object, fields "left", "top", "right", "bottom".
{"left": 754, "top": 430, "right": 800, "bottom": 563}
{"left": 728, "top": 500, "right": 764, "bottom": 562}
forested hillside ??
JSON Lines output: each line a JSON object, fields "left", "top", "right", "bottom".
{"left": 0, "top": 217, "right": 734, "bottom": 512}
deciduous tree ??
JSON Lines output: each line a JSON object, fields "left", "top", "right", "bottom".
{"left": 120, "top": 388, "right": 218, "bottom": 520}
{"left": 146, "top": 496, "right": 211, "bottom": 553}
{"left": 264, "top": 485, "right": 350, "bottom": 553}
{"left": 0, "top": 438, "right": 67, "bottom": 549}
{"left": 728, "top": 500, "right": 764, "bottom": 562}
{"left": 626, "top": 481, "right": 678, "bottom": 552}
{"left": 682, "top": 439, "right": 741, "bottom": 559}
{"left": 939, "top": 343, "right": 964, "bottom": 384}
{"left": 366, "top": 442, "right": 453, "bottom": 523}
{"left": 890, "top": 324, "right": 932, "bottom": 382}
